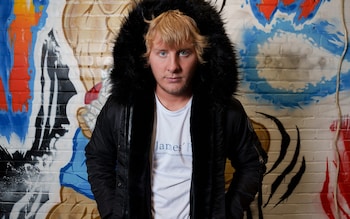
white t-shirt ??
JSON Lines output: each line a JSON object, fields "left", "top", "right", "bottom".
{"left": 151, "top": 95, "right": 193, "bottom": 219}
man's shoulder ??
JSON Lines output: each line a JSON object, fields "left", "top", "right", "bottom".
{"left": 225, "top": 97, "right": 245, "bottom": 112}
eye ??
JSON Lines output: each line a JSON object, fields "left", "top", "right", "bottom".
{"left": 158, "top": 50, "right": 167, "bottom": 57}
{"left": 179, "top": 50, "right": 191, "bottom": 57}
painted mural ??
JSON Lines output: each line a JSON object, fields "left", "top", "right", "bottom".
{"left": 237, "top": 0, "right": 350, "bottom": 218}
{"left": 0, "top": 0, "right": 349, "bottom": 218}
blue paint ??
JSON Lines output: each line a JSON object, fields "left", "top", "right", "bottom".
{"left": 0, "top": 0, "right": 15, "bottom": 140}
{"left": 33, "top": 0, "right": 49, "bottom": 12}
{"left": 240, "top": 19, "right": 348, "bottom": 108}
{"left": 0, "top": 0, "right": 49, "bottom": 142}
{"left": 0, "top": 0, "right": 14, "bottom": 106}
{"left": 60, "top": 128, "right": 93, "bottom": 199}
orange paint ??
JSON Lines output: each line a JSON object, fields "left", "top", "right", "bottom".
{"left": 8, "top": 0, "right": 41, "bottom": 112}
{"left": 256, "top": 0, "right": 279, "bottom": 21}
{"left": 299, "top": 0, "right": 321, "bottom": 20}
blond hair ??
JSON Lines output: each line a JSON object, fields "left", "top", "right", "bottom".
{"left": 144, "top": 10, "right": 208, "bottom": 63}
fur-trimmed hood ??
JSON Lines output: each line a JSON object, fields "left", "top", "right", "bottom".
{"left": 110, "top": 0, "right": 239, "bottom": 104}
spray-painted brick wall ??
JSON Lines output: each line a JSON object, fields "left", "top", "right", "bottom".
{"left": 0, "top": 0, "right": 349, "bottom": 218}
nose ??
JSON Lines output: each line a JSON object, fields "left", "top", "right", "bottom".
{"left": 167, "top": 54, "right": 180, "bottom": 73}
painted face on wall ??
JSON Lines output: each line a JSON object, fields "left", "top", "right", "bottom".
{"left": 235, "top": 0, "right": 350, "bottom": 108}
{"left": 148, "top": 33, "right": 198, "bottom": 98}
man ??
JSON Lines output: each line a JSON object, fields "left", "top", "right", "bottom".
{"left": 85, "top": 0, "right": 267, "bottom": 218}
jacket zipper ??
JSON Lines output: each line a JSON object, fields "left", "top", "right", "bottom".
{"left": 124, "top": 105, "right": 133, "bottom": 218}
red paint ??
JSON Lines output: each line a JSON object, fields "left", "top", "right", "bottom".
{"left": 334, "top": 118, "right": 350, "bottom": 211}
{"left": 256, "top": 0, "right": 278, "bottom": 21}
{"left": 0, "top": 77, "right": 7, "bottom": 110}
{"left": 324, "top": 117, "right": 350, "bottom": 218}
{"left": 8, "top": 3, "right": 41, "bottom": 112}
{"left": 254, "top": 0, "right": 322, "bottom": 23}
{"left": 282, "top": 0, "right": 295, "bottom": 5}
{"left": 85, "top": 82, "right": 102, "bottom": 104}
{"left": 299, "top": 0, "right": 321, "bottom": 20}
{"left": 320, "top": 159, "right": 335, "bottom": 219}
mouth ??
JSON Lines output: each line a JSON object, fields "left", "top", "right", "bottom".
{"left": 166, "top": 76, "right": 182, "bottom": 82}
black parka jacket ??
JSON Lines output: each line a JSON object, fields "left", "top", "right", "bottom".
{"left": 85, "top": 0, "right": 267, "bottom": 218}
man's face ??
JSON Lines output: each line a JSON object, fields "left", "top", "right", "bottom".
{"left": 148, "top": 34, "right": 198, "bottom": 98}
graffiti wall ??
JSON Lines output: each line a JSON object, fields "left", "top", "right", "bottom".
{"left": 0, "top": 0, "right": 349, "bottom": 218}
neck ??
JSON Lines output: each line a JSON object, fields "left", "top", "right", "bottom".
{"left": 155, "top": 91, "right": 192, "bottom": 111}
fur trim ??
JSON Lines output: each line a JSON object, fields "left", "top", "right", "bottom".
{"left": 110, "top": 0, "right": 239, "bottom": 104}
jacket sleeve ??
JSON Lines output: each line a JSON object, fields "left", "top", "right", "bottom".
{"left": 85, "top": 98, "right": 120, "bottom": 218}
{"left": 225, "top": 98, "right": 267, "bottom": 219}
